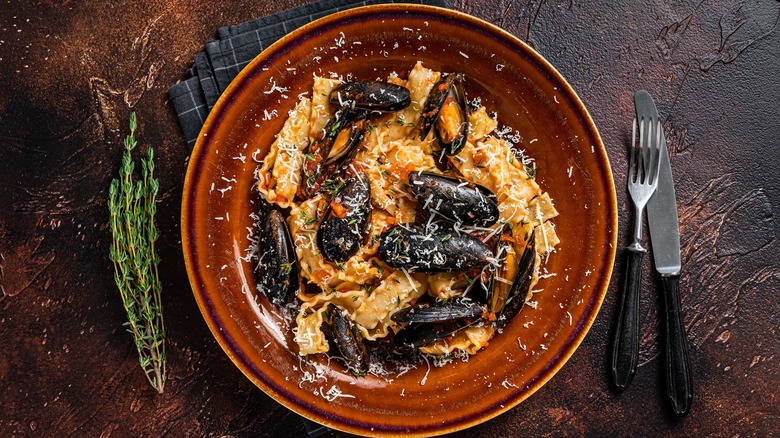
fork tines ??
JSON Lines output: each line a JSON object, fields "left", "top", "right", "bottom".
{"left": 629, "top": 117, "right": 662, "bottom": 186}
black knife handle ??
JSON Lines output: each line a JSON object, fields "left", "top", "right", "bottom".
{"left": 661, "top": 274, "right": 693, "bottom": 416}
{"left": 611, "top": 244, "right": 645, "bottom": 390}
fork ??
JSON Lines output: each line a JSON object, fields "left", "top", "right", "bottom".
{"left": 611, "top": 116, "right": 662, "bottom": 389}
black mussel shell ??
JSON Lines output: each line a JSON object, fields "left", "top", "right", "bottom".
{"left": 329, "top": 80, "right": 411, "bottom": 113}
{"left": 322, "top": 304, "right": 370, "bottom": 373}
{"left": 493, "top": 231, "right": 536, "bottom": 329}
{"left": 391, "top": 298, "right": 486, "bottom": 323}
{"left": 419, "top": 73, "right": 469, "bottom": 155}
{"left": 256, "top": 209, "right": 298, "bottom": 305}
{"left": 378, "top": 224, "right": 492, "bottom": 272}
{"left": 408, "top": 171, "right": 499, "bottom": 227}
{"left": 394, "top": 319, "right": 482, "bottom": 349}
{"left": 317, "top": 172, "right": 372, "bottom": 263}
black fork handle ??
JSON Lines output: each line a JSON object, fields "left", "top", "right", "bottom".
{"left": 611, "top": 244, "right": 645, "bottom": 390}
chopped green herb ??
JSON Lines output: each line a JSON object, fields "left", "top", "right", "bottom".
{"left": 347, "top": 218, "right": 357, "bottom": 225}
{"left": 353, "top": 295, "right": 360, "bottom": 301}
{"left": 334, "top": 261, "right": 345, "bottom": 271}
{"left": 305, "top": 153, "right": 316, "bottom": 161}
{"left": 330, "top": 119, "right": 343, "bottom": 136}
{"left": 396, "top": 116, "right": 405, "bottom": 125}
{"left": 280, "top": 262, "right": 293, "bottom": 274}
{"left": 442, "top": 234, "right": 452, "bottom": 242}
{"left": 525, "top": 165, "right": 537, "bottom": 180}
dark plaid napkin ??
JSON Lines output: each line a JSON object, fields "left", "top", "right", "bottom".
{"left": 170, "top": 1, "right": 445, "bottom": 436}
{"left": 169, "top": 0, "right": 446, "bottom": 150}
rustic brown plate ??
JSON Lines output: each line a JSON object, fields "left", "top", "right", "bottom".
{"left": 182, "top": 4, "right": 616, "bottom": 436}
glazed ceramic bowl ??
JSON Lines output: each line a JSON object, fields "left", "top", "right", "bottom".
{"left": 182, "top": 4, "right": 616, "bottom": 436}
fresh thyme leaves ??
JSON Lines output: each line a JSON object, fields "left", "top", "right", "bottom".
{"left": 108, "top": 113, "right": 166, "bottom": 393}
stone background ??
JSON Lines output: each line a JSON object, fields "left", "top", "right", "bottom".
{"left": 1, "top": 0, "right": 778, "bottom": 436}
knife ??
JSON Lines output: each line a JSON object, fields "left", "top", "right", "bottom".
{"left": 639, "top": 91, "right": 693, "bottom": 417}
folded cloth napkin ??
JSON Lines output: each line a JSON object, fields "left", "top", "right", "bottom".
{"left": 169, "top": 0, "right": 446, "bottom": 150}
{"left": 170, "top": 1, "right": 445, "bottom": 436}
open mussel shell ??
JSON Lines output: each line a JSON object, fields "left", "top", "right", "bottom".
{"left": 391, "top": 298, "right": 486, "bottom": 323}
{"left": 317, "top": 171, "right": 372, "bottom": 263}
{"left": 256, "top": 209, "right": 298, "bottom": 305}
{"left": 299, "top": 108, "right": 366, "bottom": 199}
{"left": 419, "top": 73, "right": 469, "bottom": 155}
{"left": 408, "top": 171, "right": 499, "bottom": 227}
{"left": 491, "top": 230, "right": 536, "bottom": 329}
{"left": 329, "top": 80, "right": 411, "bottom": 113}
{"left": 394, "top": 319, "right": 483, "bottom": 349}
{"left": 378, "top": 224, "right": 492, "bottom": 272}
{"left": 324, "top": 114, "right": 367, "bottom": 166}
{"left": 322, "top": 304, "right": 370, "bottom": 373}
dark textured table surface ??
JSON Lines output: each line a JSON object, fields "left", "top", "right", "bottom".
{"left": 2, "top": 0, "right": 779, "bottom": 436}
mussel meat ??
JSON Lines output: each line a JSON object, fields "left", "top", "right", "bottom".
{"left": 322, "top": 304, "right": 370, "bottom": 373}
{"left": 490, "top": 230, "right": 536, "bottom": 328}
{"left": 419, "top": 73, "right": 469, "bottom": 155}
{"left": 317, "top": 171, "right": 372, "bottom": 263}
{"left": 378, "top": 224, "right": 492, "bottom": 272}
{"left": 256, "top": 209, "right": 299, "bottom": 305}
{"left": 299, "top": 108, "right": 366, "bottom": 199}
{"left": 408, "top": 171, "right": 499, "bottom": 227}
{"left": 329, "top": 80, "right": 412, "bottom": 113}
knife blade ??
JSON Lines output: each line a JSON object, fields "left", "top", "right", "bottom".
{"left": 639, "top": 91, "right": 693, "bottom": 417}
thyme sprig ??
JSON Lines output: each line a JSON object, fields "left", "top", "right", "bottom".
{"left": 108, "top": 113, "right": 166, "bottom": 393}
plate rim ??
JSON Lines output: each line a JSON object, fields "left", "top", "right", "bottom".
{"left": 181, "top": 4, "right": 617, "bottom": 436}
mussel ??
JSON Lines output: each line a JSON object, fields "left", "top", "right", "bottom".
{"left": 394, "top": 318, "right": 483, "bottom": 349}
{"left": 378, "top": 224, "right": 492, "bottom": 272}
{"left": 256, "top": 209, "right": 299, "bottom": 305}
{"left": 390, "top": 230, "right": 537, "bottom": 348}
{"left": 317, "top": 171, "right": 372, "bottom": 263}
{"left": 299, "top": 108, "right": 367, "bottom": 199}
{"left": 419, "top": 73, "right": 469, "bottom": 155}
{"left": 322, "top": 304, "right": 370, "bottom": 373}
{"left": 329, "top": 80, "right": 411, "bottom": 113}
{"left": 408, "top": 171, "right": 499, "bottom": 227}
{"left": 490, "top": 230, "right": 536, "bottom": 328}
{"left": 391, "top": 298, "right": 486, "bottom": 324}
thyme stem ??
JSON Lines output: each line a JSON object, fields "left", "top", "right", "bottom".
{"left": 108, "top": 113, "right": 166, "bottom": 393}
